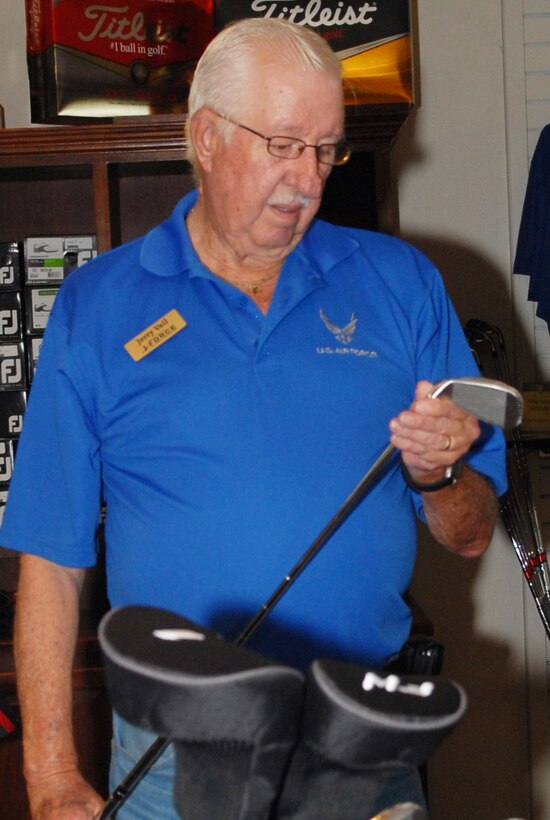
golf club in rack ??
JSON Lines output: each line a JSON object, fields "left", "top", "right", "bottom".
{"left": 465, "top": 320, "right": 550, "bottom": 640}
{"left": 98, "top": 376, "right": 523, "bottom": 819}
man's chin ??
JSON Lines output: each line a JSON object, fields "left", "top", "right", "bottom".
{"left": 259, "top": 226, "right": 306, "bottom": 255}
{"left": 269, "top": 209, "right": 317, "bottom": 238}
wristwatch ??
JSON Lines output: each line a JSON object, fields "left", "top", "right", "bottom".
{"left": 401, "top": 459, "right": 462, "bottom": 493}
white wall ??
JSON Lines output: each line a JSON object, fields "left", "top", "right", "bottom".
{"left": 1, "top": 2, "right": 31, "bottom": 128}
{"left": 397, "top": 2, "right": 539, "bottom": 818}
{"left": 0, "top": 1, "right": 544, "bottom": 817}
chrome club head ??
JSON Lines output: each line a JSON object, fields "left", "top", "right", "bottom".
{"left": 430, "top": 377, "right": 523, "bottom": 430}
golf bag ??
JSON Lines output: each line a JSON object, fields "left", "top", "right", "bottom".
{"left": 99, "top": 606, "right": 466, "bottom": 819}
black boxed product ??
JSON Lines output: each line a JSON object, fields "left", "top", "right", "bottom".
{"left": 23, "top": 235, "right": 97, "bottom": 285}
{"left": 0, "top": 343, "right": 26, "bottom": 392}
{"left": 0, "top": 392, "right": 27, "bottom": 439}
{"left": 0, "top": 243, "right": 22, "bottom": 292}
{"left": 0, "top": 292, "right": 23, "bottom": 341}
{"left": 25, "top": 287, "right": 59, "bottom": 336}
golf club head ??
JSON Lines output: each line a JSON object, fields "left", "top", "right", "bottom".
{"left": 430, "top": 377, "right": 523, "bottom": 430}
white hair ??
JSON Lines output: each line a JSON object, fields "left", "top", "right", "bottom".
{"left": 185, "top": 18, "right": 343, "bottom": 172}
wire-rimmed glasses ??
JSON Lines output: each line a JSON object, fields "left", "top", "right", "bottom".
{"left": 215, "top": 112, "right": 351, "bottom": 167}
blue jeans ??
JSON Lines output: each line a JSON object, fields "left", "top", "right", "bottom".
{"left": 110, "top": 712, "right": 178, "bottom": 819}
{"left": 109, "top": 713, "right": 427, "bottom": 818}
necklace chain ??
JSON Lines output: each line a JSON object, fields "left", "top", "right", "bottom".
{"left": 243, "top": 270, "right": 280, "bottom": 294}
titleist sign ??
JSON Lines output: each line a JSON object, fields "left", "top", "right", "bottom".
{"left": 216, "top": 0, "right": 409, "bottom": 55}
{"left": 215, "top": 0, "right": 413, "bottom": 104}
{"left": 25, "top": 0, "right": 214, "bottom": 122}
{"left": 244, "top": 0, "right": 378, "bottom": 28}
{"left": 25, "top": 0, "right": 412, "bottom": 121}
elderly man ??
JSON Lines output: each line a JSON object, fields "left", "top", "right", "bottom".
{"left": 2, "top": 17, "right": 504, "bottom": 820}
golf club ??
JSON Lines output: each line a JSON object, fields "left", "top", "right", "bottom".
{"left": 98, "top": 376, "right": 522, "bottom": 819}
{"left": 465, "top": 320, "right": 550, "bottom": 640}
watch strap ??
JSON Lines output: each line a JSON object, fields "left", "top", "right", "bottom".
{"left": 401, "top": 459, "right": 462, "bottom": 493}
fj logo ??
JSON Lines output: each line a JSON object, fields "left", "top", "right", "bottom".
{"left": 0, "top": 310, "right": 19, "bottom": 335}
{"left": 8, "top": 415, "right": 23, "bottom": 435}
{"left": 1, "top": 359, "right": 22, "bottom": 385}
{"left": 0, "top": 266, "right": 15, "bottom": 286}
{"left": 0, "top": 444, "right": 12, "bottom": 482}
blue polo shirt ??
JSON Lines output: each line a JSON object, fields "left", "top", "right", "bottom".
{"left": 0, "top": 191, "right": 506, "bottom": 668}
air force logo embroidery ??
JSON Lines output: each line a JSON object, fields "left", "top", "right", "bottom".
{"left": 320, "top": 310, "right": 357, "bottom": 345}
{"left": 317, "top": 311, "right": 377, "bottom": 359}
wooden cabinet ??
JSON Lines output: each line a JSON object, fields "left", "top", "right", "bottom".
{"left": 0, "top": 104, "right": 409, "bottom": 251}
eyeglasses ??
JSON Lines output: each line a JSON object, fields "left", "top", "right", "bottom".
{"left": 216, "top": 113, "right": 351, "bottom": 167}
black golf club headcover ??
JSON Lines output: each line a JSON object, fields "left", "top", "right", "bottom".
{"left": 98, "top": 606, "right": 305, "bottom": 820}
{"left": 276, "top": 659, "right": 466, "bottom": 820}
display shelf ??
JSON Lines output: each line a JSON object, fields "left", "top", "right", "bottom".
{"left": 0, "top": 103, "right": 411, "bottom": 249}
{"left": 0, "top": 104, "right": 411, "bottom": 163}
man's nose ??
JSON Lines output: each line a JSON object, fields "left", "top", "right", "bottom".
{"left": 287, "top": 147, "right": 329, "bottom": 199}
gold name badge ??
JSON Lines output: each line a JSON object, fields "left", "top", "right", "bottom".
{"left": 124, "top": 309, "right": 187, "bottom": 362}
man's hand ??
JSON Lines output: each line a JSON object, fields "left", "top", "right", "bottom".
{"left": 389, "top": 380, "right": 481, "bottom": 483}
{"left": 389, "top": 380, "right": 497, "bottom": 557}
{"left": 26, "top": 768, "right": 104, "bottom": 819}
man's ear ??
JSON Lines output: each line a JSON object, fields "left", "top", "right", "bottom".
{"left": 189, "top": 108, "right": 220, "bottom": 172}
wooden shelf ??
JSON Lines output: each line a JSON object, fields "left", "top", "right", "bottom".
{"left": 0, "top": 117, "right": 186, "bottom": 167}
{"left": 0, "top": 103, "right": 411, "bottom": 250}
{"left": 0, "top": 104, "right": 411, "bottom": 165}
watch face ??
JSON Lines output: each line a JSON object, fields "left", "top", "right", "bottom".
{"left": 448, "top": 459, "right": 463, "bottom": 484}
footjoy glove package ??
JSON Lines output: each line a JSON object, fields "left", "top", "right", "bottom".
{"left": 25, "top": 0, "right": 214, "bottom": 122}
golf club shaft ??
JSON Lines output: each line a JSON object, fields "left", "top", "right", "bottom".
{"left": 236, "top": 443, "right": 397, "bottom": 645}
{"left": 99, "top": 736, "right": 171, "bottom": 819}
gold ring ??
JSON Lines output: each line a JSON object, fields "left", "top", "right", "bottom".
{"left": 443, "top": 435, "right": 452, "bottom": 451}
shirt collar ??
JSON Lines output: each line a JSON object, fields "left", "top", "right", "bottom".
{"left": 139, "top": 190, "right": 199, "bottom": 278}
{"left": 139, "top": 189, "right": 360, "bottom": 281}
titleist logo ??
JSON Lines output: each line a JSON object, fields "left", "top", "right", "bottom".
{"left": 250, "top": 0, "right": 377, "bottom": 27}
{"left": 77, "top": 4, "right": 182, "bottom": 43}
{"left": 77, "top": 0, "right": 377, "bottom": 44}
